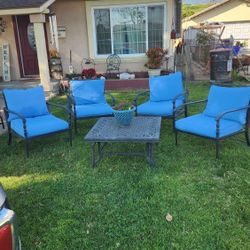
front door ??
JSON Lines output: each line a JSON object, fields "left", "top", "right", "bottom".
{"left": 13, "top": 15, "right": 39, "bottom": 77}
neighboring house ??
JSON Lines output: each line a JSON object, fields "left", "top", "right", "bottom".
{"left": 0, "top": 0, "right": 182, "bottom": 91}
{"left": 182, "top": 0, "right": 250, "bottom": 47}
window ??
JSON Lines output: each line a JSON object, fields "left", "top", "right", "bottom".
{"left": 94, "top": 9, "right": 112, "bottom": 55}
{"left": 93, "top": 4, "right": 165, "bottom": 56}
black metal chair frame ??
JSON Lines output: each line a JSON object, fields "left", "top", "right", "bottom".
{"left": 67, "top": 91, "right": 116, "bottom": 133}
{"left": 133, "top": 90, "right": 189, "bottom": 129}
{"left": 0, "top": 114, "right": 4, "bottom": 129}
{"left": 106, "top": 54, "right": 121, "bottom": 78}
{"left": 3, "top": 96, "right": 72, "bottom": 157}
{"left": 174, "top": 99, "right": 250, "bottom": 159}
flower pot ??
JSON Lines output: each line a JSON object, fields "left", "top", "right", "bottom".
{"left": 112, "top": 106, "right": 136, "bottom": 126}
{"left": 148, "top": 68, "right": 161, "bottom": 77}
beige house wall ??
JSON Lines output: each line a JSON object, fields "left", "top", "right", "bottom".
{"left": 51, "top": 0, "right": 175, "bottom": 74}
{"left": 50, "top": 0, "right": 89, "bottom": 75}
{"left": 183, "top": 0, "right": 250, "bottom": 30}
{"left": 0, "top": 15, "right": 20, "bottom": 80}
{"left": 0, "top": 0, "right": 176, "bottom": 80}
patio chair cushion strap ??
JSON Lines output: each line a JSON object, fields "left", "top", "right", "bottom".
{"left": 10, "top": 114, "right": 69, "bottom": 138}
{"left": 204, "top": 85, "right": 250, "bottom": 125}
{"left": 3, "top": 86, "right": 49, "bottom": 122}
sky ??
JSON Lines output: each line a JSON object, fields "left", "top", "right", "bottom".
{"left": 184, "top": 0, "right": 223, "bottom": 4}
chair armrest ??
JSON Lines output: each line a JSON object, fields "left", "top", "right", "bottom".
{"left": 216, "top": 105, "right": 250, "bottom": 122}
{"left": 105, "top": 92, "right": 116, "bottom": 106}
{"left": 133, "top": 90, "right": 150, "bottom": 106}
{"left": 174, "top": 99, "right": 208, "bottom": 112}
{"left": 176, "top": 99, "right": 207, "bottom": 109}
{"left": 173, "top": 99, "right": 208, "bottom": 119}
{"left": 67, "top": 94, "right": 76, "bottom": 106}
{"left": 215, "top": 105, "right": 250, "bottom": 138}
{"left": 4, "top": 108, "right": 26, "bottom": 122}
{"left": 46, "top": 101, "right": 74, "bottom": 121}
{"left": 4, "top": 108, "right": 28, "bottom": 137}
{"left": 173, "top": 90, "right": 189, "bottom": 103}
{"left": 47, "top": 101, "right": 70, "bottom": 113}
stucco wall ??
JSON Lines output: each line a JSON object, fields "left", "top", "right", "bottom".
{"left": 50, "top": 0, "right": 89, "bottom": 75}
{"left": 51, "top": 0, "right": 175, "bottom": 74}
{"left": 0, "top": 15, "right": 20, "bottom": 80}
{"left": 183, "top": 0, "right": 250, "bottom": 30}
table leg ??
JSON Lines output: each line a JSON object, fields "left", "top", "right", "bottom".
{"left": 146, "top": 143, "right": 155, "bottom": 168}
{"left": 91, "top": 142, "right": 96, "bottom": 167}
{"left": 91, "top": 142, "right": 106, "bottom": 167}
{"left": 98, "top": 142, "right": 101, "bottom": 156}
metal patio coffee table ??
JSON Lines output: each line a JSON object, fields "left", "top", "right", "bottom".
{"left": 84, "top": 116, "right": 161, "bottom": 167}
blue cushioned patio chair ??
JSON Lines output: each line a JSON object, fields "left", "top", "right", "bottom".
{"left": 68, "top": 79, "right": 115, "bottom": 132}
{"left": 3, "top": 86, "right": 72, "bottom": 156}
{"left": 133, "top": 72, "right": 188, "bottom": 127}
{"left": 174, "top": 85, "right": 250, "bottom": 158}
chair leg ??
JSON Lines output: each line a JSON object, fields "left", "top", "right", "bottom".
{"left": 172, "top": 118, "right": 175, "bottom": 132}
{"left": 74, "top": 116, "right": 77, "bottom": 134}
{"left": 25, "top": 139, "right": 29, "bottom": 157}
{"left": 245, "top": 127, "right": 250, "bottom": 146}
{"left": 184, "top": 106, "right": 188, "bottom": 117}
{"left": 8, "top": 128, "right": 12, "bottom": 145}
{"left": 69, "top": 128, "right": 72, "bottom": 146}
{"left": 175, "top": 130, "right": 178, "bottom": 146}
{"left": 215, "top": 140, "right": 220, "bottom": 159}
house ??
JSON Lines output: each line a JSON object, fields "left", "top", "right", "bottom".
{"left": 182, "top": 0, "right": 250, "bottom": 47}
{"left": 0, "top": 0, "right": 182, "bottom": 91}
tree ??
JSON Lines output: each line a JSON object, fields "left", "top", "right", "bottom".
{"left": 182, "top": 4, "right": 213, "bottom": 19}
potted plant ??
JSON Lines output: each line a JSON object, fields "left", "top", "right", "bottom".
{"left": 145, "top": 48, "right": 167, "bottom": 77}
{"left": 112, "top": 102, "right": 136, "bottom": 126}
{"left": 81, "top": 68, "right": 97, "bottom": 79}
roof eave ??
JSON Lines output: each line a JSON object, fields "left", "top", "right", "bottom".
{"left": 0, "top": 0, "right": 55, "bottom": 16}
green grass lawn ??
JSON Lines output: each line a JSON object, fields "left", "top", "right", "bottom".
{"left": 1, "top": 82, "right": 250, "bottom": 249}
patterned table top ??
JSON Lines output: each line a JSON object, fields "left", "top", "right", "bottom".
{"left": 84, "top": 116, "right": 161, "bottom": 142}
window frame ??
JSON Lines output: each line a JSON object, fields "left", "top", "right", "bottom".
{"left": 92, "top": 3, "right": 167, "bottom": 58}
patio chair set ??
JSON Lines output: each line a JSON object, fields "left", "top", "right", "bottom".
{"left": 1, "top": 71, "right": 250, "bottom": 161}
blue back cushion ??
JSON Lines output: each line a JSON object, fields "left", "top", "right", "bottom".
{"left": 3, "top": 86, "right": 49, "bottom": 121}
{"left": 149, "top": 72, "right": 184, "bottom": 102}
{"left": 204, "top": 85, "right": 250, "bottom": 124}
{"left": 70, "top": 80, "right": 106, "bottom": 105}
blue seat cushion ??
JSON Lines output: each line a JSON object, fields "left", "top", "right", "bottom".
{"left": 10, "top": 114, "right": 69, "bottom": 138}
{"left": 204, "top": 85, "right": 250, "bottom": 125}
{"left": 75, "top": 103, "right": 113, "bottom": 118}
{"left": 70, "top": 80, "right": 106, "bottom": 105}
{"left": 175, "top": 114, "right": 243, "bottom": 139}
{"left": 137, "top": 99, "right": 183, "bottom": 116}
{"left": 149, "top": 72, "right": 184, "bottom": 102}
{"left": 3, "top": 86, "right": 49, "bottom": 121}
